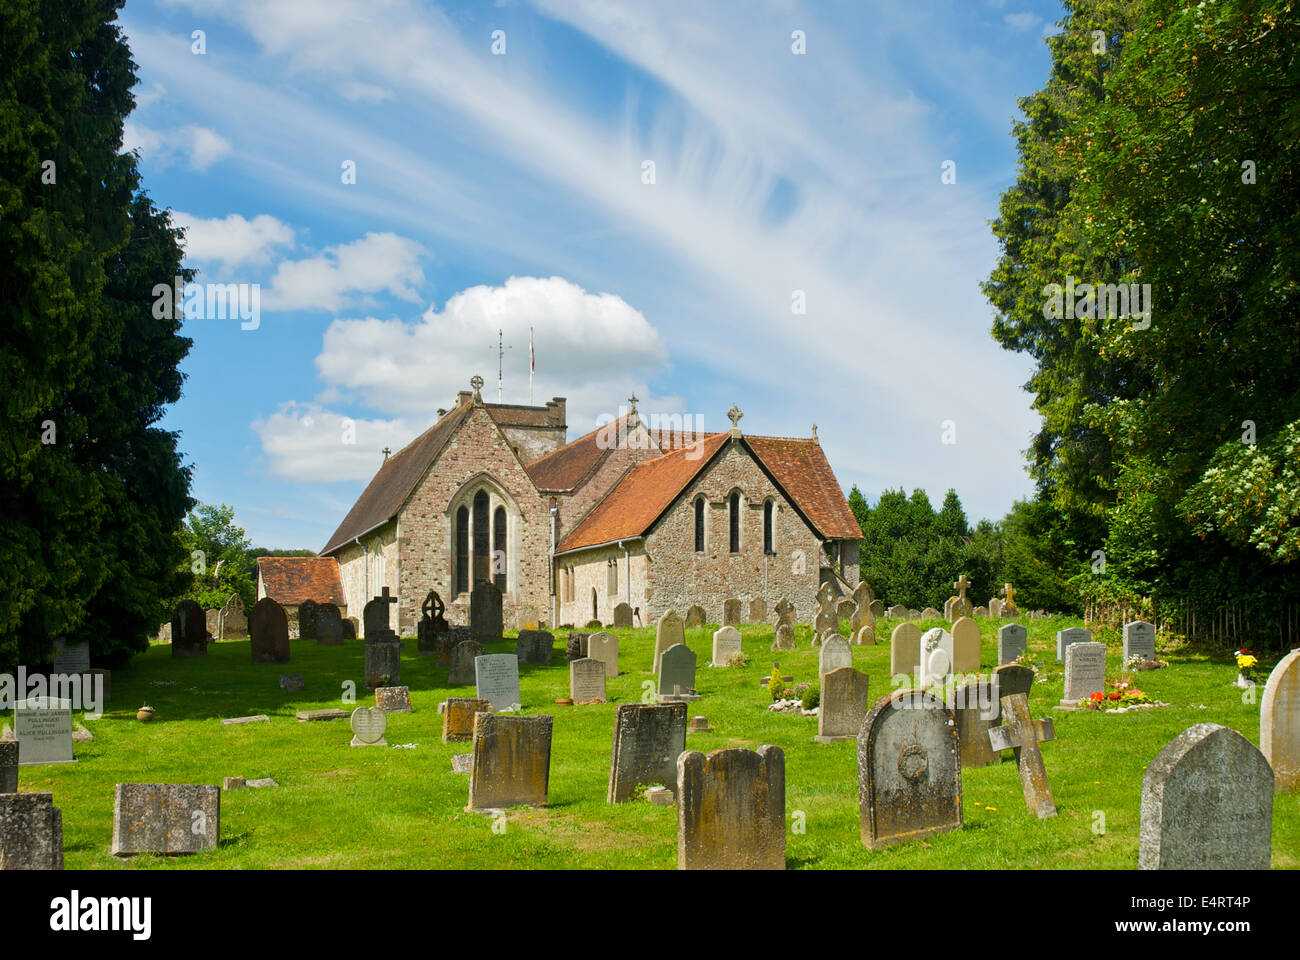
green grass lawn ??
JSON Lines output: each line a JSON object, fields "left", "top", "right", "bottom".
{"left": 17, "top": 615, "right": 1298, "bottom": 869}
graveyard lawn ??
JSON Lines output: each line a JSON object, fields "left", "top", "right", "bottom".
{"left": 15, "top": 616, "right": 1298, "bottom": 870}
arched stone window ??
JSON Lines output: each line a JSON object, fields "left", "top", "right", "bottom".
{"left": 729, "top": 491, "right": 741, "bottom": 553}
{"left": 694, "top": 496, "right": 706, "bottom": 552}
{"left": 454, "top": 506, "right": 469, "bottom": 595}
{"left": 763, "top": 499, "right": 775, "bottom": 555}
{"left": 472, "top": 490, "right": 491, "bottom": 585}
{"left": 591, "top": 587, "right": 598, "bottom": 621}
{"left": 493, "top": 505, "right": 507, "bottom": 590}
{"left": 449, "top": 475, "right": 522, "bottom": 598}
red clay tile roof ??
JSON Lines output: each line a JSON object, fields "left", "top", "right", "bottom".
{"left": 320, "top": 405, "right": 471, "bottom": 555}
{"left": 486, "top": 403, "right": 564, "bottom": 430}
{"left": 556, "top": 434, "right": 729, "bottom": 552}
{"left": 745, "top": 436, "right": 862, "bottom": 539}
{"left": 257, "top": 557, "right": 346, "bottom": 606}
{"left": 525, "top": 421, "right": 614, "bottom": 492}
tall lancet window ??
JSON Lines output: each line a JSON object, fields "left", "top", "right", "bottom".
{"left": 729, "top": 491, "right": 741, "bottom": 553}
{"left": 694, "top": 497, "right": 705, "bottom": 552}
{"left": 493, "top": 505, "right": 507, "bottom": 591}
{"left": 763, "top": 499, "right": 775, "bottom": 555}
{"left": 454, "top": 506, "right": 469, "bottom": 595}
{"left": 472, "top": 490, "right": 490, "bottom": 585}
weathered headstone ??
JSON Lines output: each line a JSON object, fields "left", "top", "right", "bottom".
{"left": 951, "top": 680, "right": 999, "bottom": 769}
{"left": 815, "top": 667, "right": 869, "bottom": 743}
{"left": 564, "top": 633, "right": 587, "bottom": 661}
{"left": 858, "top": 688, "right": 961, "bottom": 849}
{"left": 711, "top": 626, "right": 743, "bottom": 666}
{"left": 297, "top": 599, "right": 322, "bottom": 640}
{"left": 997, "top": 623, "right": 1028, "bottom": 665}
{"left": 973, "top": 605, "right": 989, "bottom": 618}
{"left": 111, "top": 783, "right": 220, "bottom": 855}
{"left": 1055, "top": 626, "right": 1092, "bottom": 662}
{"left": 869, "top": 599, "right": 885, "bottom": 618}
{"left": 375, "top": 685, "right": 412, "bottom": 713}
{"left": 852, "top": 581, "right": 875, "bottom": 608}
{"left": 918, "top": 628, "right": 954, "bottom": 686}
{"left": 658, "top": 643, "right": 698, "bottom": 701}
{"left": 470, "top": 580, "right": 503, "bottom": 643}
{"left": 14, "top": 698, "right": 74, "bottom": 765}
{"left": 748, "top": 598, "right": 767, "bottom": 622}
{"left": 1062, "top": 641, "right": 1107, "bottom": 705}
{"left": 950, "top": 617, "right": 980, "bottom": 673}
{"left": 0, "top": 792, "right": 62, "bottom": 869}
{"left": 171, "top": 600, "right": 207, "bottom": 658}
{"left": 349, "top": 706, "right": 388, "bottom": 747}
{"left": 677, "top": 746, "right": 785, "bottom": 870}
{"left": 448, "top": 639, "right": 486, "bottom": 685}
{"left": 920, "top": 607, "right": 941, "bottom": 620}
{"left": 607, "top": 702, "right": 688, "bottom": 802}
{"left": 1261, "top": 650, "right": 1300, "bottom": 792}
{"left": 613, "top": 602, "right": 633, "bottom": 628}
{"left": 249, "top": 598, "right": 290, "bottom": 664}
{"left": 1139, "top": 723, "right": 1273, "bottom": 870}
{"left": 853, "top": 624, "right": 876, "bottom": 646}
{"left": 774, "top": 597, "right": 795, "bottom": 623}
{"left": 889, "top": 622, "right": 922, "bottom": 679}
{"left": 516, "top": 629, "right": 554, "bottom": 665}
{"left": 837, "top": 599, "right": 857, "bottom": 624}
{"left": 991, "top": 663, "right": 1035, "bottom": 753}
{"left": 220, "top": 592, "right": 247, "bottom": 638}
{"left": 722, "top": 598, "right": 742, "bottom": 626}
{"left": 587, "top": 632, "right": 619, "bottom": 677}
{"left": 442, "top": 697, "right": 491, "bottom": 743}
{"left": 0, "top": 741, "right": 17, "bottom": 793}
{"left": 417, "top": 590, "right": 449, "bottom": 655}
{"left": 1122, "top": 620, "right": 1156, "bottom": 662}
{"left": 950, "top": 574, "right": 974, "bottom": 619}
{"left": 467, "top": 713, "right": 553, "bottom": 810}
{"left": 570, "top": 658, "right": 607, "bottom": 704}
{"left": 818, "top": 635, "right": 852, "bottom": 678}
{"left": 988, "top": 693, "right": 1057, "bottom": 818}
{"left": 653, "top": 609, "right": 685, "bottom": 674}
{"left": 684, "top": 605, "right": 706, "bottom": 628}
{"left": 771, "top": 623, "right": 795, "bottom": 650}
{"left": 943, "top": 597, "right": 957, "bottom": 622}
{"left": 364, "top": 634, "right": 401, "bottom": 688}
{"left": 886, "top": 604, "right": 908, "bottom": 619}
{"left": 51, "top": 639, "right": 90, "bottom": 676}
{"left": 316, "top": 604, "right": 344, "bottom": 645}
{"left": 475, "top": 654, "right": 522, "bottom": 712}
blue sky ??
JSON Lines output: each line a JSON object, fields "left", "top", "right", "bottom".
{"left": 122, "top": 0, "right": 1070, "bottom": 549}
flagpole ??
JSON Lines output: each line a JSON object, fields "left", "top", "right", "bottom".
{"left": 529, "top": 327, "right": 534, "bottom": 405}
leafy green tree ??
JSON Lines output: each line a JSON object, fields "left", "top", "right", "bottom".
{"left": 178, "top": 505, "right": 255, "bottom": 612}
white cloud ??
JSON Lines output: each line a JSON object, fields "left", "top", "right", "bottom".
{"left": 252, "top": 402, "right": 421, "bottom": 482}
{"left": 122, "top": 120, "right": 232, "bottom": 170}
{"left": 338, "top": 80, "right": 392, "bottom": 102}
{"left": 263, "top": 232, "right": 427, "bottom": 312}
{"left": 1004, "top": 12, "right": 1041, "bottom": 31}
{"left": 171, "top": 212, "right": 295, "bottom": 270}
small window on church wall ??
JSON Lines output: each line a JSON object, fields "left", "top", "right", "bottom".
{"left": 607, "top": 558, "right": 617, "bottom": 594}
{"left": 729, "top": 491, "right": 740, "bottom": 553}
{"left": 493, "top": 506, "right": 507, "bottom": 591}
{"left": 763, "top": 499, "right": 775, "bottom": 554}
{"left": 694, "top": 497, "right": 705, "bottom": 552}
{"left": 472, "top": 491, "right": 491, "bottom": 585}
{"left": 455, "top": 506, "right": 469, "bottom": 595}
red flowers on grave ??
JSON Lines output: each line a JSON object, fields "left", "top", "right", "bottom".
{"left": 1109, "top": 691, "right": 1122, "bottom": 701}
{"left": 1089, "top": 691, "right": 1106, "bottom": 702}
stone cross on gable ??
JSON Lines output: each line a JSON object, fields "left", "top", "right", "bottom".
{"left": 1002, "top": 583, "right": 1017, "bottom": 608}
{"left": 726, "top": 405, "right": 743, "bottom": 437}
{"left": 953, "top": 574, "right": 971, "bottom": 603}
{"left": 382, "top": 447, "right": 391, "bottom": 460}
{"left": 470, "top": 375, "right": 484, "bottom": 403}
{"left": 988, "top": 693, "right": 1057, "bottom": 819}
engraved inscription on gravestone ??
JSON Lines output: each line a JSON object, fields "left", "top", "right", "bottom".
{"left": 15, "top": 698, "right": 75, "bottom": 765}
{"left": 475, "top": 654, "right": 522, "bottom": 712}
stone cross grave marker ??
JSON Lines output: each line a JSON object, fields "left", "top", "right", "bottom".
{"left": 570, "top": 658, "right": 607, "bottom": 704}
{"left": 470, "top": 580, "right": 503, "bottom": 643}
{"left": 467, "top": 713, "right": 553, "bottom": 810}
{"left": 448, "top": 639, "right": 486, "bottom": 685}
{"left": 1122, "top": 620, "right": 1156, "bottom": 662}
{"left": 858, "top": 688, "right": 961, "bottom": 849}
{"left": 1001, "top": 582, "right": 1019, "bottom": 614}
{"left": 587, "top": 632, "right": 619, "bottom": 677}
{"left": 14, "top": 697, "right": 74, "bottom": 765}
{"left": 1261, "top": 650, "right": 1300, "bottom": 792}
{"left": 988, "top": 693, "right": 1057, "bottom": 818}
{"left": 111, "top": 783, "right": 220, "bottom": 855}
{"left": 653, "top": 609, "right": 684, "bottom": 674}
{"left": 0, "top": 792, "right": 63, "bottom": 869}
{"left": 1062, "top": 641, "right": 1107, "bottom": 705}
{"left": 1139, "top": 723, "right": 1273, "bottom": 869}
{"left": 815, "top": 666, "right": 869, "bottom": 743}
{"left": 475, "top": 654, "right": 522, "bottom": 712}
{"left": 363, "top": 586, "right": 399, "bottom": 641}
{"left": 607, "top": 702, "right": 687, "bottom": 802}
{"left": 997, "top": 623, "right": 1027, "bottom": 665}
{"left": 442, "top": 697, "right": 491, "bottom": 743}
{"left": 1055, "top": 626, "right": 1091, "bottom": 662}
{"left": 677, "top": 745, "right": 785, "bottom": 870}
{"left": 350, "top": 706, "right": 388, "bottom": 747}
{"left": 990, "top": 664, "right": 1035, "bottom": 761}
{"left": 950, "top": 573, "right": 974, "bottom": 618}
{"left": 417, "top": 589, "right": 449, "bottom": 655}
{"left": 712, "top": 626, "right": 742, "bottom": 666}
{"left": 249, "top": 598, "right": 290, "bottom": 664}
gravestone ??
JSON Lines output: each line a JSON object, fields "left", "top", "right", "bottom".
{"left": 279, "top": 673, "right": 305, "bottom": 692}
{"left": 220, "top": 592, "right": 247, "bottom": 637}
{"left": 171, "top": 600, "right": 207, "bottom": 658}
{"left": 774, "top": 597, "right": 795, "bottom": 623}
{"left": 920, "top": 607, "right": 941, "bottom": 620}
{"left": 1139, "top": 723, "right": 1273, "bottom": 870}
{"left": 467, "top": 714, "right": 553, "bottom": 810}
{"left": 950, "top": 574, "right": 974, "bottom": 619}
{"left": 818, "top": 635, "right": 852, "bottom": 678}
{"left": 570, "top": 658, "right": 607, "bottom": 704}
{"left": 771, "top": 622, "right": 795, "bottom": 650}
{"left": 991, "top": 663, "right": 1035, "bottom": 752}
{"left": 814, "top": 592, "right": 838, "bottom": 638}
{"left": 205, "top": 607, "right": 220, "bottom": 639}
{"left": 748, "top": 599, "right": 767, "bottom": 622}
{"left": 587, "top": 632, "right": 619, "bottom": 677}
{"left": 297, "top": 599, "right": 322, "bottom": 640}
{"left": 364, "top": 635, "right": 401, "bottom": 688}
{"left": 417, "top": 590, "right": 449, "bottom": 656}
{"left": 943, "top": 598, "right": 957, "bottom": 621}
{"left": 111, "top": 783, "right": 220, "bottom": 855}
{"left": 1261, "top": 650, "right": 1300, "bottom": 792}
{"left": 516, "top": 629, "right": 554, "bottom": 665}
{"left": 951, "top": 680, "right": 999, "bottom": 769}
{"left": 973, "top": 606, "right": 988, "bottom": 618}
{"left": 607, "top": 702, "right": 688, "bottom": 802}
{"left": 14, "top": 698, "right": 74, "bottom": 765}
{"left": 613, "top": 602, "right": 633, "bottom": 628}
{"left": 853, "top": 624, "right": 876, "bottom": 646}
{"left": 249, "top": 598, "right": 290, "bottom": 664}
{"left": 364, "top": 587, "right": 399, "bottom": 642}
{"left": 723, "top": 599, "right": 743, "bottom": 626}
{"left": 513, "top": 604, "right": 540, "bottom": 630}
{"left": 850, "top": 605, "right": 873, "bottom": 637}
{"left": 889, "top": 622, "right": 922, "bottom": 679}
{"left": 475, "top": 654, "right": 522, "bottom": 712}
{"left": 1, "top": 741, "right": 17, "bottom": 793}
{"left": 0, "top": 792, "right": 62, "bottom": 869}
{"left": 685, "top": 605, "right": 706, "bottom": 628}
{"left": 677, "top": 746, "right": 785, "bottom": 870}
{"left": 1055, "top": 626, "right": 1092, "bottom": 662}
{"left": 1122, "top": 620, "right": 1156, "bottom": 662}
{"left": 349, "top": 706, "right": 388, "bottom": 747}
{"left": 869, "top": 599, "right": 885, "bottom": 618}
{"left": 1062, "top": 642, "right": 1107, "bottom": 705}
{"left": 858, "top": 688, "right": 961, "bottom": 849}
{"left": 886, "top": 604, "right": 908, "bottom": 619}
{"left": 343, "top": 618, "right": 359, "bottom": 641}
{"left": 997, "top": 623, "right": 1028, "bottom": 665}
{"left": 565, "top": 633, "right": 589, "bottom": 661}
{"left": 988, "top": 693, "right": 1057, "bottom": 818}
{"left": 950, "top": 617, "right": 980, "bottom": 673}
{"left": 837, "top": 599, "right": 856, "bottom": 624}
{"left": 52, "top": 639, "right": 90, "bottom": 676}
{"left": 653, "top": 609, "right": 685, "bottom": 674}
{"left": 470, "top": 580, "right": 503, "bottom": 643}
{"left": 442, "top": 697, "right": 491, "bottom": 743}
{"left": 712, "top": 626, "right": 743, "bottom": 666}
{"left": 852, "top": 581, "right": 875, "bottom": 608}
{"left": 815, "top": 667, "right": 869, "bottom": 743}
{"left": 316, "top": 604, "right": 345, "bottom": 645}
{"left": 988, "top": 598, "right": 1003, "bottom": 619}
{"left": 448, "top": 640, "right": 486, "bottom": 685}
{"left": 658, "top": 643, "right": 697, "bottom": 701}
{"left": 918, "top": 628, "right": 954, "bottom": 686}
{"left": 375, "top": 686, "right": 412, "bottom": 713}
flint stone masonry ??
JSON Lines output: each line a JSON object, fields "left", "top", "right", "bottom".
{"left": 1055, "top": 626, "right": 1092, "bottom": 662}
{"left": 858, "top": 688, "right": 961, "bottom": 849}
{"left": 443, "top": 697, "right": 492, "bottom": 743}
{"left": 677, "top": 745, "right": 785, "bottom": 870}
{"left": 565, "top": 633, "right": 589, "bottom": 661}
{"left": 1139, "top": 723, "right": 1273, "bottom": 870}
{"left": 515, "top": 629, "right": 554, "bottom": 665}
{"left": 111, "top": 783, "right": 220, "bottom": 856}
{"left": 570, "top": 658, "right": 607, "bottom": 704}
{"left": 1261, "top": 650, "right": 1300, "bottom": 792}
{"left": 1123, "top": 620, "right": 1157, "bottom": 662}
{"left": 15, "top": 698, "right": 74, "bottom": 765}
{"left": 608, "top": 702, "right": 688, "bottom": 802}
{"left": 449, "top": 640, "right": 486, "bottom": 685}
{"left": 0, "top": 792, "right": 62, "bottom": 869}
{"left": 1062, "top": 642, "right": 1107, "bottom": 704}
{"left": 467, "top": 713, "right": 553, "bottom": 810}
{"left": 587, "top": 632, "right": 619, "bottom": 677}
{"left": 475, "top": 654, "right": 522, "bottom": 712}
{"left": 815, "top": 666, "right": 869, "bottom": 743}
{"left": 249, "top": 598, "right": 290, "bottom": 664}
{"left": 712, "top": 626, "right": 743, "bottom": 665}
{"left": 997, "top": 624, "right": 1028, "bottom": 665}
{"left": 172, "top": 600, "right": 207, "bottom": 658}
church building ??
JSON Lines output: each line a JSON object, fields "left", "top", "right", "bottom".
{"left": 319, "top": 376, "right": 861, "bottom": 635}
